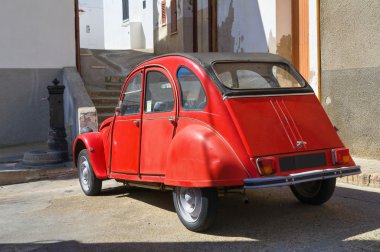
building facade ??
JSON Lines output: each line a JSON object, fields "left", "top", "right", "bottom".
{"left": 153, "top": 0, "right": 379, "bottom": 159}
{"left": 79, "top": 0, "right": 154, "bottom": 50}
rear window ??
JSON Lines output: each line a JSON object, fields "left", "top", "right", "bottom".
{"left": 212, "top": 62, "right": 304, "bottom": 90}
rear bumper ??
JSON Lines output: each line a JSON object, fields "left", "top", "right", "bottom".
{"left": 244, "top": 165, "right": 361, "bottom": 189}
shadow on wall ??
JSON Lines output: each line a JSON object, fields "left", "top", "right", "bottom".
{"left": 218, "top": 0, "right": 268, "bottom": 53}
{"left": 130, "top": 22, "right": 146, "bottom": 49}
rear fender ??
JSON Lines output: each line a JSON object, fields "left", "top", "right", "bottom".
{"left": 164, "top": 124, "right": 249, "bottom": 187}
{"left": 73, "top": 132, "right": 108, "bottom": 179}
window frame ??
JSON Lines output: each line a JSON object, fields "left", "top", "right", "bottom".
{"left": 120, "top": 71, "right": 143, "bottom": 116}
{"left": 143, "top": 70, "right": 175, "bottom": 114}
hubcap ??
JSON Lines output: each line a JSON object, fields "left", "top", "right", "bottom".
{"left": 176, "top": 187, "right": 202, "bottom": 223}
{"left": 79, "top": 156, "right": 90, "bottom": 192}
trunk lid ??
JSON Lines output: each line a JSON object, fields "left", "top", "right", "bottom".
{"left": 225, "top": 94, "right": 344, "bottom": 157}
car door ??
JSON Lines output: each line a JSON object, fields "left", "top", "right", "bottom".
{"left": 110, "top": 71, "right": 143, "bottom": 174}
{"left": 139, "top": 67, "right": 178, "bottom": 176}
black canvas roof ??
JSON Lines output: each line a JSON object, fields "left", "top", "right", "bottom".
{"left": 179, "top": 52, "right": 290, "bottom": 67}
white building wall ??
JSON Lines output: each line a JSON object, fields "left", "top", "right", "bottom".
{"left": 103, "top": 0, "right": 130, "bottom": 49}
{"left": 79, "top": 0, "right": 105, "bottom": 49}
{"left": 0, "top": 0, "right": 76, "bottom": 68}
{"left": 218, "top": 0, "right": 276, "bottom": 53}
{"left": 141, "top": 0, "right": 154, "bottom": 49}
{"left": 128, "top": 0, "right": 144, "bottom": 49}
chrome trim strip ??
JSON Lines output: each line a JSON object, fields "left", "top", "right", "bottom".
{"left": 223, "top": 93, "right": 314, "bottom": 100}
{"left": 244, "top": 166, "right": 361, "bottom": 189}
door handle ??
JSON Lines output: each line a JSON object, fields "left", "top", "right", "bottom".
{"left": 133, "top": 120, "right": 140, "bottom": 127}
{"left": 169, "top": 117, "right": 177, "bottom": 126}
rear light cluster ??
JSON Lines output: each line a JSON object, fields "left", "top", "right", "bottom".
{"left": 255, "top": 157, "right": 277, "bottom": 176}
{"left": 332, "top": 148, "right": 351, "bottom": 165}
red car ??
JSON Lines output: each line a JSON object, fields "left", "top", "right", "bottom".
{"left": 73, "top": 53, "right": 361, "bottom": 231}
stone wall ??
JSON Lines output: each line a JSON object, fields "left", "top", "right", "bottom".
{"left": 320, "top": 0, "right": 380, "bottom": 159}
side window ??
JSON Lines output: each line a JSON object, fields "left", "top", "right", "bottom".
{"left": 120, "top": 73, "right": 142, "bottom": 115}
{"left": 177, "top": 67, "right": 207, "bottom": 110}
{"left": 145, "top": 71, "right": 174, "bottom": 113}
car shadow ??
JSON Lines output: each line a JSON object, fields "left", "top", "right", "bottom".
{"left": 100, "top": 185, "right": 176, "bottom": 213}
{"left": 97, "top": 183, "right": 380, "bottom": 250}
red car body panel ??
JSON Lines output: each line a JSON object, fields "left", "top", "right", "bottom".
{"left": 73, "top": 132, "right": 108, "bottom": 179}
{"left": 225, "top": 94, "right": 344, "bottom": 157}
{"left": 164, "top": 120, "right": 250, "bottom": 187}
{"left": 73, "top": 53, "right": 358, "bottom": 188}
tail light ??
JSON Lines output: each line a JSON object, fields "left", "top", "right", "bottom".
{"left": 256, "top": 157, "right": 277, "bottom": 176}
{"left": 332, "top": 148, "right": 351, "bottom": 165}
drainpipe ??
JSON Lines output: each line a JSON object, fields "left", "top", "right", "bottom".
{"left": 74, "top": 0, "right": 81, "bottom": 73}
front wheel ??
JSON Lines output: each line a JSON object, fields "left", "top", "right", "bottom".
{"left": 78, "top": 149, "right": 102, "bottom": 196}
{"left": 290, "top": 178, "right": 336, "bottom": 205}
{"left": 173, "top": 187, "right": 218, "bottom": 232}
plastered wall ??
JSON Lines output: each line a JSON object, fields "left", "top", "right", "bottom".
{"left": 0, "top": 0, "right": 75, "bottom": 147}
{"left": 0, "top": 0, "right": 76, "bottom": 68}
{"left": 320, "top": 0, "right": 380, "bottom": 159}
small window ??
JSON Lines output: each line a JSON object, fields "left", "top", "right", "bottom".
{"left": 122, "top": 0, "right": 129, "bottom": 21}
{"left": 120, "top": 73, "right": 142, "bottom": 115}
{"left": 145, "top": 71, "right": 174, "bottom": 113}
{"left": 143, "top": 0, "right": 146, "bottom": 9}
{"left": 171, "top": 0, "right": 177, "bottom": 33}
{"left": 177, "top": 67, "right": 207, "bottom": 110}
{"left": 213, "top": 62, "right": 304, "bottom": 90}
{"left": 161, "top": 0, "right": 167, "bottom": 26}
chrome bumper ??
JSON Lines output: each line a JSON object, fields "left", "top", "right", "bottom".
{"left": 244, "top": 166, "right": 361, "bottom": 189}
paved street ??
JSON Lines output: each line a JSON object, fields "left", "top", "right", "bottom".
{"left": 0, "top": 178, "right": 379, "bottom": 251}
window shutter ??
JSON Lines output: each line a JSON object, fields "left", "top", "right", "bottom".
{"left": 161, "top": 0, "right": 166, "bottom": 25}
{"left": 171, "top": 0, "right": 177, "bottom": 33}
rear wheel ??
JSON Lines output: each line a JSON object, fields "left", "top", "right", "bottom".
{"left": 78, "top": 149, "right": 102, "bottom": 196}
{"left": 290, "top": 178, "right": 336, "bottom": 205}
{"left": 173, "top": 187, "right": 218, "bottom": 232}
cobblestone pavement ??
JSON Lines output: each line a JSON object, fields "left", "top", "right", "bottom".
{"left": 0, "top": 179, "right": 379, "bottom": 251}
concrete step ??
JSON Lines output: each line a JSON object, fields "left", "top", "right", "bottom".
{"left": 105, "top": 83, "right": 124, "bottom": 91}
{"left": 98, "top": 113, "right": 114, "bottom": 124}
{"left": 89, "top": 89, "right": 120, "bottom": 98}
{"left": 96, "top": 105, "right": 116, "bottom": 114}
{"left": 92, "top": 97, "right": 119, "bottom": 106}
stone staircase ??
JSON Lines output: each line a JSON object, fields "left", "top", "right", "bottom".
{"left": 79, "top": 48, "right": 153, "bottom": 127}
{"left": 87, "top": 80, "right": 125, "bottom": 125}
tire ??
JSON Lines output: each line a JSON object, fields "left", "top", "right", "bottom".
{"left": 77, "top": 149, "right": 102, "bottom": 196}
{"left": 290, "top": 178, "right": 336, "bottom": 205}
{"left": 173, "top": 187, "right": 218, "bottom": 232}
